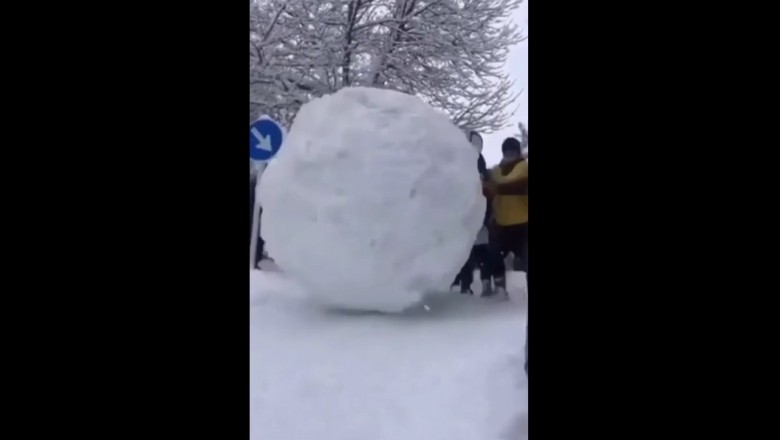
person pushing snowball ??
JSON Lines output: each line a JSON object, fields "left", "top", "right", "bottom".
{"left": 451, "top": 131, "right": 495, "bottom": 295}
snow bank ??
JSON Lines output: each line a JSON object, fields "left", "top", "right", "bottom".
{"left": 260, "top": 87, "right": 484, "bottom": 312}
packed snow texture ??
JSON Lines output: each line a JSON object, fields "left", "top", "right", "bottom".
{"left": 250, "top": 270, "right": 528, "bottom": 440}
{"left": 260, "top": 87, "right": 485, "bottom": 312}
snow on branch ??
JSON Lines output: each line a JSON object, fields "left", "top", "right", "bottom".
{"left": 250, "top": 0, "right": 525, "bottom": 132}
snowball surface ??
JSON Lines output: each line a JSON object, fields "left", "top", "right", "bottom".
{"left": 259, "top": 87, "right": 485, "bottom": 312}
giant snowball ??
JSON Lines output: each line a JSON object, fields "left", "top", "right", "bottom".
{"left": 259, "top": 87, "right": 485, "bottom": 312}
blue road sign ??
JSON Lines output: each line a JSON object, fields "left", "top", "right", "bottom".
{"left": 250, "top": 117, "right": 284, "bottom": 161}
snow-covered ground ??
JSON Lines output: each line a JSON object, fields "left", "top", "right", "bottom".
{"left": 250, "top": 270, "right": 528, "bottom": 440}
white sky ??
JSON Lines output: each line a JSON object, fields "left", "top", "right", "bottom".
{"left": 482, "top": 0, "right": 528, "bottom": 166}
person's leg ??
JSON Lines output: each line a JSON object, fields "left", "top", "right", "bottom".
{"left": 450, "top": 273, "right": 461, "bottom": 290}
{"left": 496, "top": 225, "right": 529, "bottom": 296}
{"left": 254, "top": 206, "right": 265, "bottom": 267}
{"left": 255, "top": 236, "right": 265, "bottom": 267}
{"left": 487, "top": 226, "right": 508, "bottom": 296}
{"left": 492, "top": 224, "right": 528, "bottom": 296}
{"left": 473, "top": 244, "right": 490, "bottom": 280}
{"left": 451, "top": 253, "right": 467, "bottom": 290}
{"left": 249, "top": 191, "right": 255, "bottom": 246}
{"left": 521, "top": 224, "right": 528, "bottom": 273}
{"left": 472, "top": 244, "right": 492, "bottom": 295}
{"left": 458, "top": 247, "right": 476, "bottom": 294}
{"left": 451, "top": 250, "right": 472, "bottom": 291}
{"left": 510, "top": 223, "right": 528, "bottom": 272}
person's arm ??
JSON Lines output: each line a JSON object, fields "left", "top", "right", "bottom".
{"left": 478, "top": 154, "right": 488, "bottom": 177}
{"left": 495, "top": 179, "right": 527, "bottom": 195}
{"left": 482, "top": 180, "right": 495, "bottom": 198}
{"left": 492, "top": 161, "right": 528, "bottom": 184}
{"left": 491, "top": 161, "right": 528, "bottom": 194}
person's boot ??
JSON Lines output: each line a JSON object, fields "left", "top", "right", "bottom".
{"left": 492, "top": 277, "right": 508, "bottom": 298}
{"left": 460, "top": 279, "right": 473, "bottom": 295}
{"left": 481, "top": 279, "right": 493, "bottom": 297}
{"left": 450, "top": 273, "right": 463, "bottom": 293}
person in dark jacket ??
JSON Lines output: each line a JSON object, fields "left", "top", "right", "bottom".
{"left": 250, "top": 164, "right": 265, "bottom": 267}
{"left": 250, "top": 168, "right": 256, "bottom": 246}
{"left": 451, "top": 131, "right": 494, "bottom": 295}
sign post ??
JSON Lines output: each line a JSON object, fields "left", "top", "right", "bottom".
{"left": 250, "top": 116, "right": 284, "bottom": 270}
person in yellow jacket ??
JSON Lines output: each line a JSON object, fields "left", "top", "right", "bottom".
{"left": 484, "top": 137, "right": 528, "bottom": 297}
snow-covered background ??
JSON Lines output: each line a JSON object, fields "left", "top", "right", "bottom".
{"left": 250, "top": 269, "right": 528, "bottom": 440}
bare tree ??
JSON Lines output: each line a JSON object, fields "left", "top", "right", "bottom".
{"left": 250, "top": 0, "right": 525, "bottom": 132}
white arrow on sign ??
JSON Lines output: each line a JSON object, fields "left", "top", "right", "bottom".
{"left": 251, "top": 127, "right": 273, "bottom": 152}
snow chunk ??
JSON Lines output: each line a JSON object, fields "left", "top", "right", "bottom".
{"left": 260, "top": 87, "right": 484, "bottom": 312}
